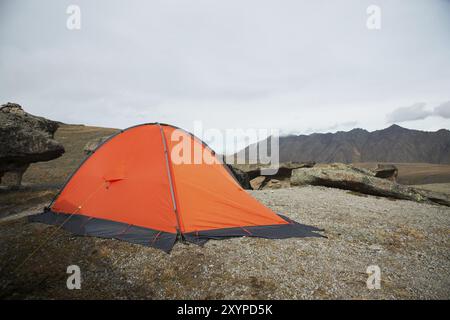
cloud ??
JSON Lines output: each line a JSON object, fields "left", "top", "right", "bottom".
{"left": 387, "top": 101, "right": 450, "bottom": 124}
{"left": 1, "top": 1, "right": 450, "bottom": 152}
{"left": 434, "top": 101, "right": 450, "bottom": 119}
{"left": 386, "top": 102, "right": 432, "bottom": 123}
{"left": 284, "top": 121, "right": 359, "bottom": 136}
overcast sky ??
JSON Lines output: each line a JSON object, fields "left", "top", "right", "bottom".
{"left": 1, "top": 0, "right": 449, "bottom": 152}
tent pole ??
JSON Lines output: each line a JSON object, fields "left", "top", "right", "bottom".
{"left": 158, "top": 124, "right": 183, "bottom": 238}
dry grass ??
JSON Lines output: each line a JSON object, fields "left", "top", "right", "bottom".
{"left": 22, "top": 124, "right": 119, "bottom": 186}
{"left": 411, "top": 183, "right": 450, "bottom": 195}
{"left": 0, "top": 125, "right": 118, "bottom": 218}
{"left": 0, "top": 188, "right": 58, "bottom": 219}
{"left": 353, "top": 162, "right": 450, "bottom": 185}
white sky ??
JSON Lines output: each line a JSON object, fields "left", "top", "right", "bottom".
{"left": 1, "top": 0, "right": 449, "bottom": 153}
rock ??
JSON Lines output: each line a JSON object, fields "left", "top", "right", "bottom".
{"left": 226, "top": 164, "right": 252, "bottom": 190}
{"left": 246, "top": 162, "right": 315, "bottom": 180}
{"left": 250, "top": 177, "right": 288, "bottom": 190}
{"left": 84, "top": 135, "right": 111, "bottom": 155}
{"left": 228, "top": 162, "right": 315, "bottom": 190}
{"left": 290, "top": 163, "right": 450, "bottom": 206}
{"left": 413, "top": 188, "right": 450, "bottom": 207}
{"left": 250, "top": 176, "right": 266, "bottom": 190}
{"left": 374, "top": 164, "right": 398, "bottom": 182}
{"left": 265, "top": 179, "right": 282, "bottom": 189}
{"left": 0, "top": 103, "right": 65, "bottom": 188}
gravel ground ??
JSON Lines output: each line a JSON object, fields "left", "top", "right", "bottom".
{"left": 1, "top": 186, "right": 449, "bottom": 299}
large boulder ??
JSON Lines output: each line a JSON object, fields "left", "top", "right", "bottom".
{"left": 0, "top": 103, "right": 65, "bottom": 188}
{"left": 227, "top": 162, "right": 315, "bottom": 190}
{"left": 248, "top": 162, "right": 316, "bottom": 190}
{"left": 245, "top": 161, "right": 315, "bottom": 180}
{"left": 291, "top": 163, "right": 449, "bottom": 206}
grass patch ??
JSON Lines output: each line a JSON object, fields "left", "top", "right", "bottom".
{"left": 0, "top": 188, "right": 58, "bottom": 218}
{"left": 22, "top": 124, "right": 119, "bottom": 186}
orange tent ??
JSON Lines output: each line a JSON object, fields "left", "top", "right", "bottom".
{"left": 30, "top": 123, "right": 321, "bottom": 252}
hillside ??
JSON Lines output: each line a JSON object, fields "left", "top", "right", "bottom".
{"left": 22, "top": 124, "right": 119, "bottom": 186}
{"left": 235, "top": 125, "right": 450, "bottom": 164}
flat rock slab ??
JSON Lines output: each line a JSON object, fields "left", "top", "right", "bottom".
{"left": 291, "top": 163, "right": 450, "bottom": 206}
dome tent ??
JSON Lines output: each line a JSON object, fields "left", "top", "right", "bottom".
{"left": 30, "top": 123, "right": 322, "bottom": 252}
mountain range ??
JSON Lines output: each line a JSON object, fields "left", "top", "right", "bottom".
{"left": 235, "top": 125, "right": 450, "bottom": 164}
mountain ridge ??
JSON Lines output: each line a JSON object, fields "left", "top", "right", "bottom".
{"left": 235, "top": 124, "right": 450, "bottom": 164}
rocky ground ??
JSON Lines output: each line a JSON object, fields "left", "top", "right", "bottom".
{"left": 1, "top": 186, "right": 449, "bottom": 299}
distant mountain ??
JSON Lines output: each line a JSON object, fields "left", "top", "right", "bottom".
{"left": 234, "top": 125, "right": 450, "bottom": 164}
